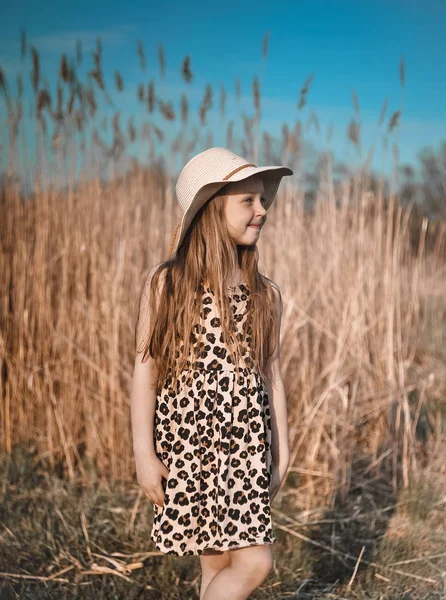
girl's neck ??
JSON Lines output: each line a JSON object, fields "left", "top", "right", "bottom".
{"left": 227, "top": 269, "right": 245, "bottom": 287}
{"left": 203, "top": 269, "right": 245, "bottom": 288}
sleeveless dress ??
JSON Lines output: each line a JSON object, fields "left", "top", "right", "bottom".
{"left": 150, "top": 280, "right": 276, "bottom": 555}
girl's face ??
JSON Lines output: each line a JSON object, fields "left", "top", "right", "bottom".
{"left": 224, "top": 176, "right": 267, "bottom": 246}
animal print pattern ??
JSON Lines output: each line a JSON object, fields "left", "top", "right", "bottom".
{"left": 151, "top": 281, "right": 276, "bottom": 555}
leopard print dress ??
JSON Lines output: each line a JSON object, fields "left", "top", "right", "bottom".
{"left": 150, "top": 280, "right": 276, "bottom": 556}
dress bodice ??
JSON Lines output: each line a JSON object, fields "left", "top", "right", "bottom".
{"left": 174, "top": 281, "right": 255, "bottom": 373}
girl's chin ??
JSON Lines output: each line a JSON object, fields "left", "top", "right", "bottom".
{"left": 234, "top": 230, "right": 261, "bottom": 245}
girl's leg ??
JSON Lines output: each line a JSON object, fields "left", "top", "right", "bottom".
{"left": 202, "top": 544, "right": 274, "bottom": 600}
{"left": 199, "top": 549, "right": 231, "bottom": 600}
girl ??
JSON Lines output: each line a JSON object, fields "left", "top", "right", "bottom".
{"left": 131, "top": 147, "right": 292, "bottom": 600}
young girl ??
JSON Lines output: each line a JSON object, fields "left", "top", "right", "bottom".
{"left": 131, "top": 147, "right": 292, "bottom": 600}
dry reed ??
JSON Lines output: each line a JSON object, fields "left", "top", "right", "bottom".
{"left": 0, "top": 31, "right": 445, "bottom": 517}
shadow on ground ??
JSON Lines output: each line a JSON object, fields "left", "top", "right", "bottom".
{"left": 307, "top": 451, "right": 398, "bottom": 586}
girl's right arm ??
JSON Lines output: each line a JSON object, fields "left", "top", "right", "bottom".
{"left": 130, "top": 265, "right": 169, "bottom": 507}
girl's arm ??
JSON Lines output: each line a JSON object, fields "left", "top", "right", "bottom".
{"left": 131, "top": 264, "right": 159, "bottom": 457}
{"left": 264, "top": 285, "right": 290, "bottom": 482}
{"left": 130, "top": 351, "right": 158, "bottom": 457}
{"left": 130, "top": 264, "right": 169, "bottom": 507}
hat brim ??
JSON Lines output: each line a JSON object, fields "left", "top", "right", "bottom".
{"left": 171, "top": 165, "right": 293, "bottom": 256}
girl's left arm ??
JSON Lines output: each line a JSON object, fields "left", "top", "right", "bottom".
{"left": 264, "top": 285, "right": 290, "bottom": 481}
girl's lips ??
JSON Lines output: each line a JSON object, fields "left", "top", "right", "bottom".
{"left": 249, "top": 225, "right": 261, "bottom": 229}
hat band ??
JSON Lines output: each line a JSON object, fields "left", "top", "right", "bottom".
{"left": 223, "top": 163, "right": 256, "bottom": 180}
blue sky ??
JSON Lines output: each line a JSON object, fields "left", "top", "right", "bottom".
{"left": 1, "top": 0, "right": 446, "bottom": 185}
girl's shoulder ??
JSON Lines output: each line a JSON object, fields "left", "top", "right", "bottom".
{"left": 147, "top": 261, "right": 166, "bottom": 279}
{"left": 139, "top": 262, "right": 168, "bottom": 303}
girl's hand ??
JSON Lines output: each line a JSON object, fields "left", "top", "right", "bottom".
{"left": 135, "top": 453, "right": 170, "bottom": 508}
{"left": 269, "top": 460, "right": 289, "bottom": 503}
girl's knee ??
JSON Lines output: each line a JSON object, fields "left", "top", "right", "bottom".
{"left": 200, "top": 549, "right": 230, "bottom": 573}
{"left": 230, "top": 545, "right": 274, "bottom": 581}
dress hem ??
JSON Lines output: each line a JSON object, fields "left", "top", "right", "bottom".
{"left": 150, "top": 534, "right": 277, "bottom": 556}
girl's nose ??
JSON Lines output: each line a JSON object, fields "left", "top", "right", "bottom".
{"left": 255, "top": 198, "right": 266, "bottom": 214}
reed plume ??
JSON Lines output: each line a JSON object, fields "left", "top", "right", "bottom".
{"left": 36, "top": 89, "right": 51, "bottom": 120}
{"left": 89, "top": 47, "right": 105, "bottom": 91}
{"left": 30, "top": 46, "right": 40, "bottom": 92}
{"left": 137, "top": 40, "right": 146, "bottom": 72}
{"left": 199, "top": 83, "right": 212, "bottom": 125}
{"left": 59, "top": 54, "right": 71, "bottom": 83}
{"left": 298, "top": 73, "right": 314, "bottom": 110}
{"left": 16, "top": 75, "right": 23, "bottom": 99}
{"left": 181, "top": 56, "right": 193, "bottom": 83}
{"left": 0, "top": 67, "right": 10, "bottom": 108}
{"left": 253, "top": 76, "right": 260, "bottom": 118}
{"left": 348, "top": 118, "right": 360, "bottom": 147}
{"left": 84, "top": 87, "right": 97, "bottom": 118}
{"left": 37, "top": 112, "right": 47, "bottom": 136}
{"left": 73, "top": 110, "right": 83, "bottom": 132}
{"left": 20, "top": 28, "right": 26, "bottom": 59}
{"left": 379, "top": 97, "right": 389, "bottom": 126}
{"left": 147, "top": 81, "right": 154, "bottom": 113}
{"left": 388, "top": 110, "right": 401, "bottom": 133}
{"left": 181, "top": 94, "right": 188, "bottom": 125}
{"left": 128, "top": 117, "right": 136, "bottom": 143}
{"left": 158, "top": 99, "right": 175, "bottom": 121}
{"left": 137, "top": 83, "right": 144, "bottom": 103}
{"left": 158, "top": 43, "right": 165, "bottom": 78}
{"left": 53, "top": 85, "right": 64, "bottom": 124}
{"left": 219, "top": 84, "right": 226, "bottom": 119}
{"left": 152, "top": 124, "right": 164, "bottom": 142}
{"left": 111, "top": 113, "right": 126, "bottom": 160}
{"left": 114, "top": 70, "right": 124, "bottom": 92}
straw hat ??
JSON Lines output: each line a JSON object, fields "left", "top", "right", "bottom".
{"left": 169, "top": 147, "right": 293, "bottom": 257}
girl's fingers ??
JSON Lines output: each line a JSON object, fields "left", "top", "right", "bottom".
{"left": 152, "top": 493, "right": 163, "bottom": 507}
{"left": 139, "top": 472, "right": 169, "bottom": 507}
{"left": 141, "top": 487, "right": 162, "bottom": 507}
{"left": 143, "top": 489, "right": 157, "bottom": 504}
{"left": 156, "top": 484, "right": 165, "bottom": 505}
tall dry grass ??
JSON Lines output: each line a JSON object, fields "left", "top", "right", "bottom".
{"left": 1, "top": 33, "right": 446, "bottom": 515}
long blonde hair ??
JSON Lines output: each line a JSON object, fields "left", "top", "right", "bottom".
{"left": 134, "top": 184, "right": 279, "bottom": 394}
